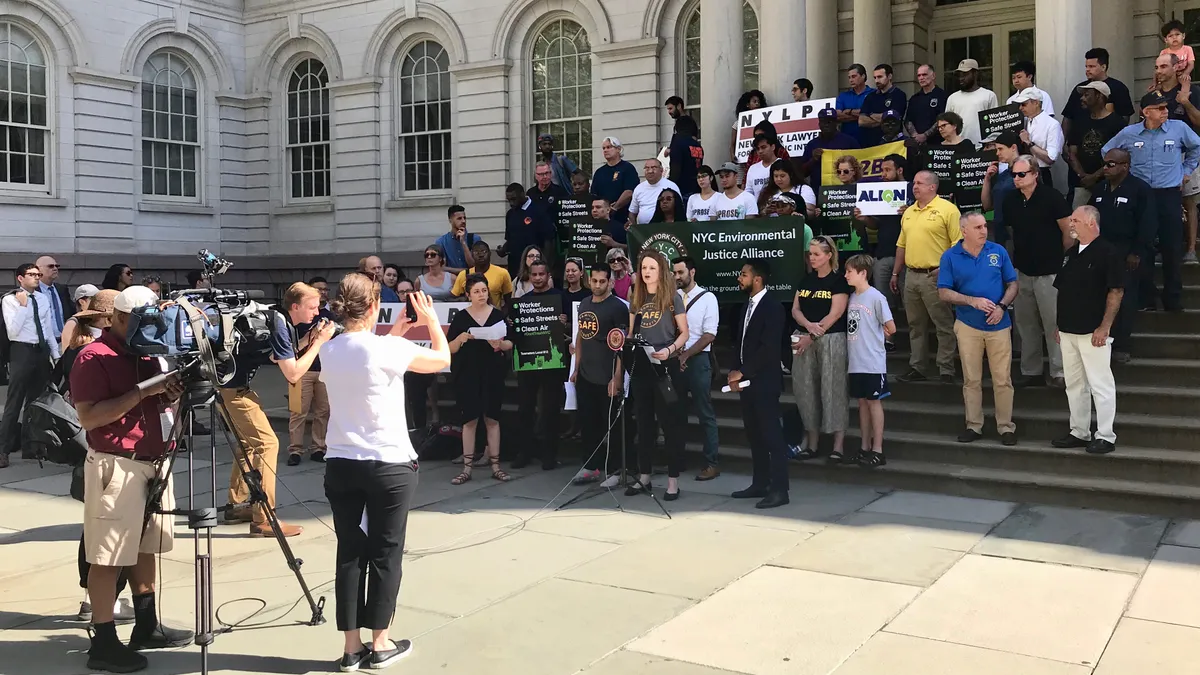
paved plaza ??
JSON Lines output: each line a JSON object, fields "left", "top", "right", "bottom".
{"left": 2, "top": 372, "right": 1200, "bottom": 674}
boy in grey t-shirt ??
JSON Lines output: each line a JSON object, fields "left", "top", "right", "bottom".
{"left": 844, "top": 255, "right": 897, "bottom": 467}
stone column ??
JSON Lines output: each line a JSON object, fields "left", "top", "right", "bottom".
{"left": 1036, "top": 0, "right": 1092, "bottom": 120}
{"left": 806, "top": 0, "right": 839, "bottom": 99}
{"left": 853, "top": 0, "right": 892, "bottom": 74}
{"left": 700, "top": 0, "right": 743, "bottom": 165}
{"left": 1092, "top": 0, "right": 1133, "bottom": 85}
{"left": 758, "top": 0, "right": 807, "bottom": 105}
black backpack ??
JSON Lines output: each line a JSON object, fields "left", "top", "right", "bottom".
{"left": 22, "top": 359, "right": 88, "bottom": 467}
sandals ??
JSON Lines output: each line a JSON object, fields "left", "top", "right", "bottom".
{"left": 451, "top": 455, "right": 472, "bottom": 485}
{"left": 490, "top": 457, "right": 512, "bottom": 482}
{"left": 794, "top": 448, "right": 820, "bottom": 460}
{"left": 624, "top": 480, "right": 651, "bottom": 497}
{"left": 858, "top": 451, "right": 887, "bottom": 468}
{"left": 826, "top": 451, "right": 844, "bottom": 464}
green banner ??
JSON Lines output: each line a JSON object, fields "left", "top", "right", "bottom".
{"left": 628, "top": 218, "right": 807, "bottom": 303}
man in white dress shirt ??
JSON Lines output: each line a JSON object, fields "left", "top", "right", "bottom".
{"left": 672, "top": 256, "right": 721, "bottom": 480}
{"left": 0, "top": 262, "right": 61, "bottom": 467}
{"left": 628, "top": 158, "right": 680, "bottom": 225}
{"left": 1014, "top": 87, "right": 1065, "bottom": 190}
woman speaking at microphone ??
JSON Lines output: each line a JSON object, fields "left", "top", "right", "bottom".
{"left": 627, "top": 250, "right": 689, "bottom": 501}
{"left": 319, "top": 273, "right": 451, "bottom": 671}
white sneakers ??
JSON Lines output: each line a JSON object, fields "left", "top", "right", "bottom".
{"left": 78, "top": 598, "right": 135, "bottom": 623}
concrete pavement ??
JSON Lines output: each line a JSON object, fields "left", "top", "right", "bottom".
{"left": 2, "top": 373, "right": 1200, "bottom": 673}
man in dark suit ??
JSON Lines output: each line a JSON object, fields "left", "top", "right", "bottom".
{"left": 36, "top": 255, "right": 73, "bottom": 338}
{"left": 729, "top": 260, "right": 790, "bottom": 509}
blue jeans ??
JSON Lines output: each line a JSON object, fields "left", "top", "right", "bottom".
{"left": 673, "top": 353, "right": 719, "bottom": 466}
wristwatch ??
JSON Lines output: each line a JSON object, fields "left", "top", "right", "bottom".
{"left": 997, "top": 303, "right": 1010, "bottom": 312}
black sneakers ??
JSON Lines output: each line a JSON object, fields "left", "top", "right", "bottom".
{"left": 957, "top": 429, "right": 983, "bottom": 443}
{"left": 369, "top": 639, "right": 413, "bottom": 669}
{"left": 129, "top": 623, "right": 195, "bottom": 650}
{"left": 87, "top": 622, "right": 147, "bottom": 673}
{"left": 339, "top": 646, "right": 372, "bottom": 672}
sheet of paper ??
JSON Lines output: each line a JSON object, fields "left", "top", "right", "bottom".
{"left": 642, "top": 345, "right": 661, "bottom": 364}
{"left": 563, "top": 382, "right": 577, "bottom": 410}
{"left": 468, "top": 324, "right": 507, "bottom": 340}
{"left": 721, "top": 380, "right": 751, "bottom": 393}
{"left": 359, "top": 509, "right": 368, "bottom": 535}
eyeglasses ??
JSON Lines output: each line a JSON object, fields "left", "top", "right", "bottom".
{"left": 424, "top": 252, "right": 439, "bottom": 258}
{"left": 1012, "top": 171, "right": 1032, "bottom": 178}
{"left": 837, "top": 169, "right": 854, "bottom": 176}
{"left": 122, "top": 270, "right": 134, "bottom": 276}
{"left": 1103, "top": 160, "right": 1127, "bottom": 168}
{"left": 22, "top": 271, "right": 43, "bottom": 277}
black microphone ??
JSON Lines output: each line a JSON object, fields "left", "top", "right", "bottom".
{"left": 632, "top": 313, "right": 643, "bottom": 338}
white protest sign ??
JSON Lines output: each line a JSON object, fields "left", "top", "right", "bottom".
{"left": 564, "top": 301, "right": 580, "bottom": 410}
{"left": 854, "top": 181, "right": 910, "bottom": 216}
{"left": 374, "top": 302, "right": 468, "bottom": 373}
{"left": 734, "top": 98, "right": 837, "bottom": 163}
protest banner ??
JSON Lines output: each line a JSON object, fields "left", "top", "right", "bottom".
{"left": 734, "top": 98, "right": 837, "bottom": 162}
{"left": 855, "top": 181, "right": 910, "bottom": 216}
{"left": 564, "top": 218, "right": 606, "bottom": 262}
{"left": 374, "top": 302, "right": 467, "bottom": 372}
{"left": 628, "top": 218, "right": 806, "bottom": 302}
{"left": 555, "top": 197, "right": 591, "bottom": 259}
{"left": 819, "top": 141, "right": 907, "bottom": 184}
{"left": 818, "top": 185, "right": 863, "bottom": 252}
{"left": 952, "top": 149, "right": 998, "bottom": 214}
{"left": 511, "top": 295, "right": 567, "bottom": 371}
{"left": 978, "top": 104, "right": 1024, "bottom": 139}
{"left": 915, "top": 146, "right": 959, "bottom": 197}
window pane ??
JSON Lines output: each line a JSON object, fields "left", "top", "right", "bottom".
{"left": 28, "top": 65, "right": 45, "bottom": 96}
{"left": 529, "top": 20, "right": 592, "bottom": 174}
{"left": 398, "top": 41, "right": 453, "bottom": 193}
{"left": 29, "top": 95, "right": 44, "bottom": 126}
{"left": 183, "top": 171, "right": 196, "bottom": 197}
{"left": 168, "top": 169, "right": 182, "bottom": 196}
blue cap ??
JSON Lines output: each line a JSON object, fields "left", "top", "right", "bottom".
{"left": 883, "top": 110, "right": 901, "bottom": 121}
{"left": 817, "top": 107, "right": 837, "bottom": 119}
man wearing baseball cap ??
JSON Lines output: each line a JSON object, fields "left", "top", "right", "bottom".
{"left": 1013, "top": 87, "right": 1064, "bottom": 189}
{"left": 1066, "top": 80, "right": 1126, "bottom": 207}
{"left": 798, "top": 107, "right": 859, "bottom": 190}
{"left": 70, "top": 285, "right": 194, "bottom": 672}
{"left": 537, "top": 132, "right": 577, "bottom": 190}
{"left": 945, "top": 58, "right": 998, "bottom": 146}
{"left": 1103, "top": 90, "right": 1200, "bottom": 312}
{"left": 713, "top": 162, "right": 759, "bottom": 220}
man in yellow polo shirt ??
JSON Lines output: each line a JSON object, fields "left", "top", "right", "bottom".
{"left": 451, "top": 240, "right": 514, "bottom": 307}
{"left": 891, "top": 170, "right": 962, "bottom": 383}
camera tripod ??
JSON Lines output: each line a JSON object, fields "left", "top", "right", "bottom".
{"left": 144, "top": 375, "right": 325, "bottom": 675}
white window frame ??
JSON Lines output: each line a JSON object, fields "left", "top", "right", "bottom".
{"left": 529, "top": 16, "right": 593, "bottom": 177}
{"left": 284, "top": 57, "right": 331, "bottom": 203}
{"left": 0, "top": 20, "right": 51, "bottom": 194}
{"left": 396, "top": 39, "right": 453, "bottom": 195}
{"left": 139, "top": 50, "right": 202, "bottom": 203}
{"left": 676, "top": 1, "right": 760, "bottom": 130}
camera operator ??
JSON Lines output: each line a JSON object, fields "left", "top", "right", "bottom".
{"left": 221, "top": 282, "right": 335, "bottom": 536}
{"left": 70, "top": 286, "right": 194, "bottom": 673}
{"left": 319, "top": 274, "right": 450, "bottom": 671}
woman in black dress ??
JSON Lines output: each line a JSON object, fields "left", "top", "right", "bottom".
{"left": 447, "top": 275, "right": 513, "bottom": 484}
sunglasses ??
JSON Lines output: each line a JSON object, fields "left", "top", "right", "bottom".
{"left": 837, "top": 169, "right": 854, "bottom": 175}
{"left": 1103, "top": 161, "right": 1127, "bottom": 168}
{"left": 610, "top": 257, "right": 627, "bottom": 263}
{"left": 424, "top": 252, "right": 440, "bottom": 258}
{"left": 45, "top": 264, "right": 60, "bottom": 269}
{"left": 1012, "top": 171, "right": 1033, "bottom": 178}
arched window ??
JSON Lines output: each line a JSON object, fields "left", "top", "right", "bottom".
{"left": 286, "top": 58, "right": 330, "bottom": 200}
{"left": 680, "top": 1, "right": 760, "bottom": 128}
{"left": 141, "top": 52, "right": 199, "bottom": 199}
{"left": 398, "top": 40, "right": 452, "bottom": 193}
{"left": 531, "top": 18, "right": 591, "bottom": 175}
{"left": 0, "top": 21, "right": 48, "bottom": 188}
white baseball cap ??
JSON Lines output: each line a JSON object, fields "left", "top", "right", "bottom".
{"left": 1011, "top": 87, "right": 1046, "bottom": 104}
{"left": 113, "top": 285, "right": 159, "bottom": 313}
{"left": 72, "top": 283, "right": 100, "bottom": 303}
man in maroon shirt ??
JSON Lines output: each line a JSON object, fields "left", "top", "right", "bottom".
{"left": 70, "top": 285, "right": 193, "bottom": 672}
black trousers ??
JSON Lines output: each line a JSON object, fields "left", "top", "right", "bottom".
{"left": 517, "top": 370, "right": 564, "bottom": 463}
{"left": 741, "top": 379, "right": 790, "bottom": 493}
{"left": 629, "top": 353, "right": 685, "bottom": 478}
{"left": 403, "top": 372, "right": 435, "bottom": 431}
{"left": 324, "top": 458, "right": 418, "bottom": 632}
{"left": 1143, "top": 188, "right": 1184, "bottom": 310}
{"left": 575, "top": 378, "right": 628, "bottom": 473}
{"left": 0, "top": 342, "right": 52, "bottom": 456}
{"left": 1110, "top": 241, "right": 1143, "bottom": 352}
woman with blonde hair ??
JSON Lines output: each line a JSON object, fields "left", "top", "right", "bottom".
{"left": 626, "top": 249, "right": 689, "bottom": 500}
{"left": 319, "top": 273, "right": 450, "bottom": 671}
{"left": 791, "top": 236, "right": 851, "bottom": 462}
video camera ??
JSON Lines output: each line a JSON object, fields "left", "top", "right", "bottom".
{"left": 124, "top": 250, "right": 281, "bottom": 388}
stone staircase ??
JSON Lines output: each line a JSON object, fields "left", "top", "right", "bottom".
{"left": 437, "top": 264, "right": 1200, "bottom": 518}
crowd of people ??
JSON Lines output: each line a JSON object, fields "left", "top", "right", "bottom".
{"left": 3, "top": 25, "right": 1200, "bottom": 674}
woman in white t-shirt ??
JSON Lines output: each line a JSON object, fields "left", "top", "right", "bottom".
{"left": 756, "top": 158, "right": 818, "bottom": 221}
{"left": 319, "top": 273, "right": 451, "bottom": 672}
{"left": 686, "top": 165, "right": 719, "bottom": 221}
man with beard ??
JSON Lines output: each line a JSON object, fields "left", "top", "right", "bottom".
{"left": 945, "top": 59, "right": 998, "bottom": 146}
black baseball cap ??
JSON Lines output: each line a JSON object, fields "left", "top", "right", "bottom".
{"left": 1140, "top": 90, "right": 1169, "bottom": 109}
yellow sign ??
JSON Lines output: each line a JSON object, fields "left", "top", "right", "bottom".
{"left": 820, "top": 141, "right": 907, "bottom": 185}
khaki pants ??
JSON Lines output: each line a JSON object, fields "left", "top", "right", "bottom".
{"left": 954, "top": 321, "right": 1015, "bottom": 434}
{"left": 1015, "top": 272, "right": 1063, "bottom": 379}
{"left": 83, "top": 450, "right": 175, "bottom": 567}
{"left": 903, "top": 268, "right": 957, "bottom": 376}
{"left": 288, "top": 371, "right": 329, "bottom": 454}
{"left": 221, "top": 387, "right": 278, "bottom": 525}
{"left": 1061, "top": 332, "right": 1117, "bottom": 443}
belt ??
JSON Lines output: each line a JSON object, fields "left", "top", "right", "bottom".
{"left": 907, "top": 266, "right": 939, "bottom": 273}
{"left": 99, "top": 449, "right": 161, "bottom": 463}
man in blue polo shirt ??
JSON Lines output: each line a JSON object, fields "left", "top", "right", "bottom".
{"left": 937, "top": 212, "right": 1019, "bottom": 446}
{"left": 859, "top": 64, "right": 908, "bottom": 146}
{"left": 836, "top": 64, "right": 871, "bottom": 143}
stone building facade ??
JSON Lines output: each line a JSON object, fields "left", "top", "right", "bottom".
{"left": 0, "top": 0, "right": 1189, "bottom": 288}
